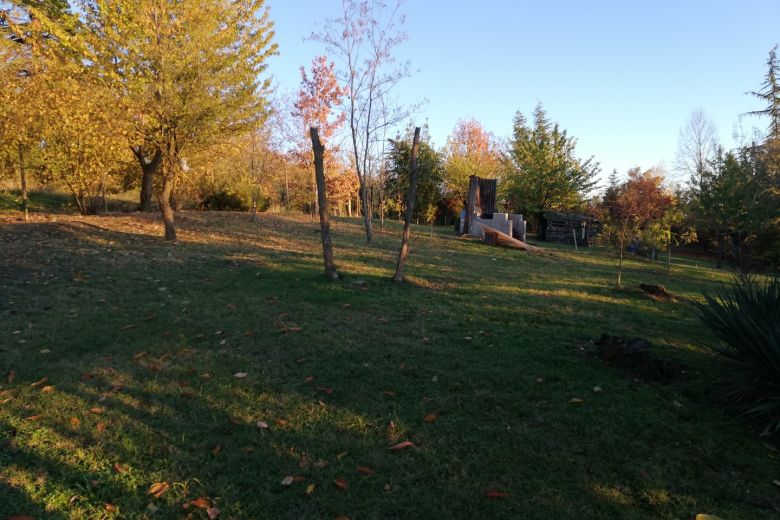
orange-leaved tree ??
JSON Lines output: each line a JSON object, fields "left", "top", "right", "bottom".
{"left": 604, "top": 168, "right": 675, "bottom": 286}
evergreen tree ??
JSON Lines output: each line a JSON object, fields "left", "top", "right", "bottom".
{"left": 503, "top": 103, "right": 599, "bottom": 219}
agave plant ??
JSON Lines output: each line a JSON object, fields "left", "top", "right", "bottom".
{"left": 696, "top": 275, "right": 780, "bottom": 435}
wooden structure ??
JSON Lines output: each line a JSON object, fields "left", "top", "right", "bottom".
{"left": 539, "top": 211, "right": 599, "bottom": 247}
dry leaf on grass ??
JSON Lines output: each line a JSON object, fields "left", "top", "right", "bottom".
{"left": 281, "top": 476, "right": 294, "bottom": 486}
{"left": 148, "top": 481, "right": 169, "bottom": 498}
{"left": 356, "top": 466, "right": 374, "bottom": 476}
{"left": 568, "top": 398, "right": 584, "bottom": 404}
{"left": 388, "top": 441, "right": 415, "bottom": 450}
{"left": 334, "top": 478, "right": 348, "bottom": 490}
{"left": 257, "top": 421, "right": 269, "bottom": 429}
{"left": 422, "top": 413, "right": 437, "bottom": 423}
{"left": 484, "top": 490, "right": 510, "bottom": 499}
{"left": 233, "top": 372, "right": 248, "bottom": 379}
{"left": 207, "top": 507, "right": 221, "bottom": 519}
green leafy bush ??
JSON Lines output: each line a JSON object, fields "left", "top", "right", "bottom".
{"left": 697, "top": 276, "right": 780, "bottom": 434}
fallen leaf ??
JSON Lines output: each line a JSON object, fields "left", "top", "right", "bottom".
{"left": 388, "top": 441, "right": 415, "bottom": 450}
{"left": 41, "top": 385, "right": 55, "bottom": 393}
{"left": 334, "top": 478, "right": 348, "bottom": 490}
{"left": 536, "top": 377, "right": 544, "bottom": 384}
{"left": 422, "top": 413, "right": 437, "bottom": 423}
{"left": 383, "top": 483, "right": 391, "bottom": 492}
{"left": 275, "top": 418, "right": 288, "bottom": 427}
{"left": 234, "top": 372, "right": 248, "bottom": 379}
{"left": 316, "top": 386, "right": 334, "bottom": 395}
{"left": 190, "top": 497, "right": 210, "bottom": 508}
{"left": 89, "top": 407, "right": 104, "bottom": 414}
{"left": 113, "top": 462, "right": 125, "bottom": 473}
{"left": 281, "top": 476, "right": 294, "bottom": 486}
{"left": 69, "top": 495, "right": 79, "bottom": 505}
{"left": 342, "top": 303, "right": 351, "bottom": 308}
{"left": 30, "top": 377, "right": 48, "bottom": 388}
{"left": 207, "top": 507, "right": 221, "bottom": 519}
{"left": 336, "top": 451, "right": 348, "bottom": 460}
{"left": 257, "top": 421, "right": 269, "bottom": 429}
{"left": 773, "top": 480, "right": 780, "bottom": 487}
{"left": 313, "top": 459, "right": 329, "bottom": 469}
{"left": 69, "top": 417, "right": 81, "bottom": 428}
{"left": 568, "top": 398, "right": 584, "bottom": 404}
{"left": 104, "top": 503, "right": 117, "bottom": 512}
{"left": 356, "top": 466, "right": 374, "bottom": 476}
{"left": 25, "top": 414, "right": 42, "bottom": 421}
{"left": 305, "top": 376, "right": 315, "bottom": 383}
{"left": 383, "top": 391, "right": 396, "bottom": 397}
{"left": 211, "top": 444, "right": 222, "bottom": 456}
{"left": 287, "top": 326, "right": 302, "bottom": 332}
{"left": 306, "top": 483, "right": 315, "bottom": 495}
{"left": 293, "top": 475, "right": 306, "bottom": 482}
{"left": 244, "top": 330, "right": 256, "bottom": 337}
{"left": 121, "top": 324, "right": 136, "bottom": 330}
{"left": 593, "top": 386, "right": 603, "bottom": 393}
{"left": 132, "top": 351, "right": 147, "bottom": 360}
{"left": 484, "top": 490, "right": 510, "bottom": 499}
{"left": 149, "top": 481, "right": 169, "bottom": 498}
{"left": 95, "top": 422, "right": 107, "bottom": 432}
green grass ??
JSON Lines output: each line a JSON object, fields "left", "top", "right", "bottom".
{"left": 0, "top": 190, "right": 138, "bottom": 214}
{"left": 1, "top": 211, "right": 778, "bottom": 519}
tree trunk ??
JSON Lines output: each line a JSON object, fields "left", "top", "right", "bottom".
{"left": 360, "top": 183, "right": 373, "bottom": 243}
{"left": 158, "top": 176, "right": 176, "bottom": 241}
{"left": 617, "top": 238, "right": 624, "bottom": 287}
{"left": 250, "top": 191, "right": 258, "bottom": 222}
{"left": 311, "top": 128, "right": 338, "bottom": 280}
{"left": 393, "top": 127, "right": 421, "bottom": 283}
{"left": 133, "top": 146, "right": 162, "bottom": 212}
{"left": 18, "top": 144, "right": 28, "bottom": 222}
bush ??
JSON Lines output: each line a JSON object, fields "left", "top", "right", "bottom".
{"left": 201, "top": 190, "right": 248, "bottom": 211}
{"left": 696, "top": 276, "right": 780, "bottom": 434}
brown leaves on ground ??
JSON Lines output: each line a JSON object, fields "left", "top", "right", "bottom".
{"left": 356, "top": 466, "right": 374, "bottom": 476}
{"left": 334, "top": 478, "right": 348, "bottom": 490}
{"left": 281, "top": 476, "right": 294, "bottom": 486}
{"left": 30, "top": 377, "right": 48, "bottom": 388}
{"left": 148, "top": 481, "right": 170, "bottom": 498}
{"left": 484, "top": 490, "right": 510, "bottom": 499}
{"left": 316, "top": 386, "right": 334, "bottom": 396}
{"left": 568, "top": 397, "right": 585, "bottom": 404}
{"left": 422, "top": 413, "right": 437, "bottom": 423}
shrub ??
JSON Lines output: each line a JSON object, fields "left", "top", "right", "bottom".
{"left": 201, "top": 190, "right": 247, "bottom": 211}
{"left": 696, "top": 275, "right": 780, "bottom": 435}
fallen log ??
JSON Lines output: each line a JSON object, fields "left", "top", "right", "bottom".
{"left": 477, "top": 222, "right": 544, "bottom": 253}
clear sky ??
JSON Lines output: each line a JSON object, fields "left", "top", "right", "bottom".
{"left": 266, "top": 0, "right": 779, "bottom": 187}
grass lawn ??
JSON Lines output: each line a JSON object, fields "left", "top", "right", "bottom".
{"left": 1, "top": 210, "right": 778, "bottom": 519}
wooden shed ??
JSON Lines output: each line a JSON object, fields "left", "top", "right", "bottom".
{"left": 538, "top": 211, "right": 600, "bottom": 247}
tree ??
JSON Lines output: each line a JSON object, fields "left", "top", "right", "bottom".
{"left": 384, "top": 125, "right": 444, "bottom": 225}
{"left": 747, "top": 45, "right": 780, "bottom": 141}
{"left": 292, "top": 55, "right": 346, "bottom": 214}
{"left": 504, "top": 103, "right": 599, "bottom": 221}
{"left": 675, "top": 109, "right": 719, "bottom": 192}
{"left": 442, "top": 118, "right": 501, "bottom": 206}
{"left": 603, "top": 168, "right": 675, "bottom": 286}
{"left": 81, "top": 0, "right": 277, "bottom": 240}
{"left": 311, "top": 0, "right": 415, "bottom": 243}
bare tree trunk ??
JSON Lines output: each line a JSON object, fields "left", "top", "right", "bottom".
{"left": 393, "top": 127, "right": 421, "bottom": 283}
{"left": 159, "top": 176, "right": 176, "bottom": 241}
{"left": 250, "top": 191, "right": 258, "bottom": 222}
{"left": 18, "top": 144, "right": 28, "bottom": 222}
{"left": 311, "top": 128, "right": 338, "bottom": 280}
{"left": 617, "top": 237, "right": 624, "bottom": 287}
{"left": 360, "top": 183, "right": 373, "bottom": 243}
{"left": 132, "top": 146, "right": 162, "bottom": 212}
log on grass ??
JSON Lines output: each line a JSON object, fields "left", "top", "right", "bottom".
{"left": 477, "top": 222, "right": 544, "bottom": 253}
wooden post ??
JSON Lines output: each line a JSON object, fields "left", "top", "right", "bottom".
{"left": 310, "top": 127, "right": 338, "bottom": 280}
{"left": 572, "top": 228, "right": 578, "bottom": 251}
{"left": 393, "top": 127, "right": 421, "bottom": 283}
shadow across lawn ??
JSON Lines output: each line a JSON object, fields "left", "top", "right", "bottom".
{"left": 1, "top": 213, "right": 778, "bottom": 519}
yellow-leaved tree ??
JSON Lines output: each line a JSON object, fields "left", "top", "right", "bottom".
{"left": 80, "top": 0, "right": 278, "bottom": 239}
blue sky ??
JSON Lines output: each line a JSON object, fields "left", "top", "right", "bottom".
{"left": 267, "top": 0, "right": 779, "bottom": 186}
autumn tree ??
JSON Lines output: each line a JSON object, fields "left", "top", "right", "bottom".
{"left": 81, "top": 0, "right": 277, "bottom": 240}
{"left": 292, "top": 55, "right": 346, "bottom": 213}
{"left": 442, "top": 118, "right": 501, "bottom": 206}
{"left": 603, "top": 168, "right": 675, "bottom": 286}
{"left": 311, "top": 0, "right": 415, "bottom": 243}
{"left": 504, "top": 104, "right": 599, "bottom": 222}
